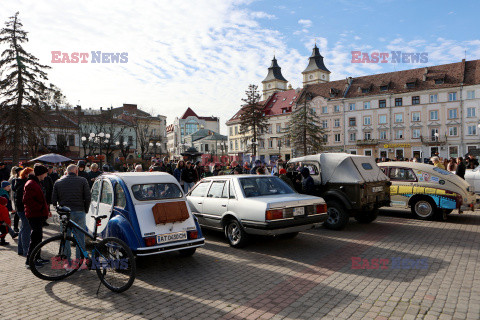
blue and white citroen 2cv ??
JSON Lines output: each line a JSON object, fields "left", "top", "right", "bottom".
{"left": 85, "top": 172, "right": 204, "bottom": 256}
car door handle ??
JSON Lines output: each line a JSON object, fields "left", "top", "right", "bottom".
{"left": 221, "top": 204, "right": 226, "bottom": 207}
{"left": 197, "top": 202, "right": 203, "bottom": 205}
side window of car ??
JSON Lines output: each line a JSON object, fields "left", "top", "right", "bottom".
{"left": 114, "top": 183, "right": 126, "bottom": 209}
{"left": 380, "top": 167, "right": 388, "bottom": 175}
{"left": 91, "top": 180, "right": 101, "bottom": 202}
{"left": 389, "top": 168, "right": 417, "bottom": 182}
{"left": 303, "top": 163, "right": 319, "bottom": 175}
{"left": 229, "top": 181, "right": 236, "bottom": 199}
{"left": 221, "top": 181, "right": 229, "bottom": 198}
{"left": 207, "top": 181, "right": 225, "bottom": 198}
{"left": 190, "top": 181, "right": 211, "bottom": 197}
{"left": 100, "top": 181, "right": 113, "bottom": 205}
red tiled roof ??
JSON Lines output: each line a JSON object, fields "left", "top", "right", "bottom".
{"left": 263, "top": 89, "right": 299, "bottom": 116}
{"left": 226, "top": 100, "right": 267, "bottom": 125}
{"left": 181, "top": 107, "right": 218, "bottom": 121}
{"left": 307, "top": 59, "right": 480, "bottom": 99}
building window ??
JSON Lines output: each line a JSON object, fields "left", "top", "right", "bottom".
{"left": 412, "top": 129, "right": 421, "bottom": 138}
{"left": 322, "top": 106, "right": 328, "bottom": 114}
{"left": 322, "top": 120, "right": 328, "bottom": 128}
{"left": 260, "top": 140, "right": 265, "bottom": 149}
{"left": 229, "top": 127, "right": 233, "bottom": 136}
{"left": 334, "top": 119, "right": 340, "bottom": 127}
{"left": 349, "top": 132, "right": 356, "bottom": 141}
{"left": 429, "top": 94, "right": 438, "bottom": 103}
{"left": 276, "top": 124, "right": 281, "bottom": 133}
{"left": 235, "top": 126, "right": 238, "bottom": 135}
{"left": 323, "top": 135, "right": 328, "bottom": 143}
{"left": 234, "top": 140, "right": 238, "bottom": 150}
{"left": 68, "top": 135, "right": 75, "bottom": 146}
{"left": 334, "top": 105, "right": 340, "bottom": 113}
{"left": 449, "top": 146, "right": 458, "bottom": 158}
{"left": 406, "top": 82, "right": 415, "bottom": 89}
{"left": 448, "top": 92, "right": 457, "bottom": 101}
{"left": 395, "top": 98, "right": 403, "bottom": 106}
{"left": 349, "top": 103, "right": 355, "bottom": 111}
{"left": 364, "top": 132, "right": 371, "bottom": 140}
{"left": 363, "top": 116, "right": 371, "bottom": 125}
{"left": 435, "top": 79, "right": 444, "bottom": 84}
{"left": 467, "top": 107, "right": 476, "bottom": 118}
{"left": 379, "top": 131, "right": 387, "bottom": 140}
{"left": 412, "top": 112, "right": 420, "bottom": 122}
{"left": 395, "top": 130, "right": 404, "bottom": 140}
{"left": 268, "top": 139, "right": 273, "bottom": 148}
{"left": 363, "top": 101, "right": 371, "bottom": 109}
{"left": 395, "top": 113, "right": 403, "bottom": 123}
{"left": 430, "top": 110, "right": 439, "bottom": 121}
{"left": 412, "top": 96, "right": 420, "bottom": 105}
{"left": 380, "top": 85, "right": 388, "bottom": 91}
{"left": 128, "top": 136, "right": 133, "bottom": 145}
{"left": 431, "top": 128, "right": 439, "bottom": 140}
{"left": 349, "top": 117, "right": 356, "bottom": 126}
{"left": 379, "top": 100, "right": 386, "bottom": 108}
{"left": 334, "top": 134, "right": 341, "bottom": 142}
{"left": 467, "top": 90, "right": 475, "bottom": 100}
{"left": 379, "top": 115, "right": 387, "bottom": 124}
{"left": 267, "top": 125, "right": 272, "bottom": 134}
{"left": 310, "top": 108, "right": 316, "bottom": 115}
{"left": 467, "top": 125, "right": 477, "bottom": 135}
{"left": 205, "top": 144, "right": 209, "bottom": 152}
{"left": 448, "top": 109, "right": 458, "bottom": 119}
{"left": 448, "top": 127, "right": 458, "bottom": 136}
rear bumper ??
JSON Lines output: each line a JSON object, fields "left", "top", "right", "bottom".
{"left": 242, "top": 213, "right": 327, "bottom": 236}
{"left": 134, "top": 238, "right": 205, "bottom": 256}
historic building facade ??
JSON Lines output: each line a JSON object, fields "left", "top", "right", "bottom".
{"left": 228, "top": 44, "right": 480, "bottom": 162}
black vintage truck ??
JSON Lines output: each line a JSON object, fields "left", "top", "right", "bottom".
{"left": 287, "top": 153, "right": 390, "bottom": 230}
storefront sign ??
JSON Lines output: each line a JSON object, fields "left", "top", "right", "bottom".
{"left": 383, "top": 143, "right": 411, "bottom": 148}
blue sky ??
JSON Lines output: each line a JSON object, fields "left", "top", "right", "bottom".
{"left": 0, "top": 0, "right": 479, "bottom": 134}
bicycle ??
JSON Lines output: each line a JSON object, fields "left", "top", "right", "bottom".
{"left": 29, "top": 206, "right": 136, "bottom": 293}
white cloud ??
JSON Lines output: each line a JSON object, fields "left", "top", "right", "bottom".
{"left": 251, "top": 11, "right": 276, "bottom": 19}
{"left": 354, "top": 36, "right": 361, "bottom": 41}
{"left": 298, "top": 19, "right": 312, "bottom": 28}
{"left": 0, "top": 0, "right": 304, "bottom": 134}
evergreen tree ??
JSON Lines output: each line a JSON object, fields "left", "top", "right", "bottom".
{"left": 285, "top": 90, "right": 325, "bottom": 156}
{"left": 238, "top": 84, "right": 268, "bottom": 159}
{"left": 0, "top": 12, "right": 52, "bottom": 164}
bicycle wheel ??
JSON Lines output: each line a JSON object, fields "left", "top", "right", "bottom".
{"left": 29, "top": 234, "right": 82, "bottom": 281}
{"left": 94, "top": 237, "right": 136, "bottom": 293}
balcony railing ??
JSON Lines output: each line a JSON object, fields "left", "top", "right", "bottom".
{"left": 356, "top": 139, "right": 378, "bottom": 146}
{"left": 420, "top": 135, "right": 447, "bottom": 145}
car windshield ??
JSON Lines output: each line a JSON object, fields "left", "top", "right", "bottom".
{"left": 131, "top": 183, "right": 183, "bottom": 201}
{"left": 239, "top": 177, "right": 295, "bottom": 198}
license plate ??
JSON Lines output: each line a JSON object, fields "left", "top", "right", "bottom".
{"left": 293, "top": 207, "right": 305, "bottom": 216}
{"left": 157, "top": 231, "right": 187, "bottom": 244}
{"left": 372, "top": 186, "right": 383, "bottom": 193}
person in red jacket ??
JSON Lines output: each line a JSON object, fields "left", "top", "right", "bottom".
{"left": 0, "top": 196, "right": 17, "bottom": 245}
{"left": 23, "top": 165, "right": 50, "bottom": 267}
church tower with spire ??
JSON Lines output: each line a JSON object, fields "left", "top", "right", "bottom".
{"left": 302, "top": 44, "right": 330, "bottom": 86}
{"left": 261, "top": 56, "right": 288, "bottom": 100}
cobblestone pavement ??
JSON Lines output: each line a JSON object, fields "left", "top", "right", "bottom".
{"left": 1, "top": 209, "right": 480, "bottom": 320}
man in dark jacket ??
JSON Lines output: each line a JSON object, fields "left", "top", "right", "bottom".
{"left": 77, "top": 160, "right": 89, "bottom": 180}
{"left": 163, "top": 157, "right": 173, "bottom": 175}
{"left": 52, "top": 164, "right": 91, "bottom": 259}
{"left": 300, "top": 167, "right": 315, "bottom": 195}
{"left": 87, "top": 163, "right": 102, "bottom": 188}
{"left": 456, "top": 157, "right": 466, "bottom": 179}
{"left": 24, "top": 165, "right": 50, "bottom": 267}
{"left": 181, "top": 161, "right": 197, "bottom": 193}
{"left": 0, "top": 162, "right": 9, "bottom": 182}
{"left": 48, "top": 166, "right": 60, "bottom": 184}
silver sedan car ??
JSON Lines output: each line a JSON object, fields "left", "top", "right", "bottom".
{"left": 186, "top": 175, "right": 328, "bottom": 247}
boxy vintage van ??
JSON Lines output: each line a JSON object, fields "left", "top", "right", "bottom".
{"left": 287, "top": 153, "right": 390, "bottom": 230}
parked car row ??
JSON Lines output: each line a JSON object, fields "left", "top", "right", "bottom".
{"left": 80, "top": 153, "right": 479, "bottom": 259}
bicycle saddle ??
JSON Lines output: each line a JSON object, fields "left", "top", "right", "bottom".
{"left": 56, "top": 206, "right": 71, "bottom": 214}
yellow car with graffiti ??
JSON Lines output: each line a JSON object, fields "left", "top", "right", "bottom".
{"left": 378, "top": 162, "right": 477, "bottom": 220}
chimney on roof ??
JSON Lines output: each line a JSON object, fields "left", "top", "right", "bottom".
{"left": 288, "top": 83, "right": 293, "bottom": 90}
{"left": 423, "top": 67, "right": 428, "bottom": 81}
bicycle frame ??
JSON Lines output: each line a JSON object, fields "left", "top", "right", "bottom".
{"left": 60, "top": 215, "right": 102, "bottom": 260}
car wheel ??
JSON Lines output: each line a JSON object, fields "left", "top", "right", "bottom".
{"left": 324, "top": 201, "right": 349, "bottom": 230}
{"left": 354, "top": 208, "right": 378, "bottom": 224}
{"left": 411, "top": 198, "right": 436, "bottom": 220}
{"left": 178, "top": 248, "right": 196, "bottom": 256}
{"left": 224, "top": 219, "right": 248, "bottom": 248}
